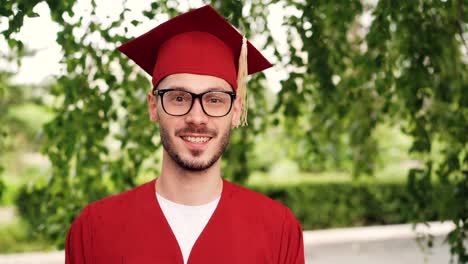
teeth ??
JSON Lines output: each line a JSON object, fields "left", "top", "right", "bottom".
{"left": 183, "top": 136, "right": 210, "bottom": 143}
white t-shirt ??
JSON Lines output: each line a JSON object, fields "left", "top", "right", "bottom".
{"left": 156, "top": 192, "right": 220, "bottom": 264}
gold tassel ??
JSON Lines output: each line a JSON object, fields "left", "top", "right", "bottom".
{"left": 237, "top": 36, "right": 248, "bottom": 127}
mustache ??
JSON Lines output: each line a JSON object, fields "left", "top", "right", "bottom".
{"left": 175, "top": 126, "right": 217, "bottom": 137}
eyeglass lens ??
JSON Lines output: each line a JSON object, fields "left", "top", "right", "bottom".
{"left": 162, "top": 90, "right": 233, "bottom": 117}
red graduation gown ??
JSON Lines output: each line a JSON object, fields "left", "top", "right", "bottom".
{"left": 65, "top": 179, "right": 305, "bottom": 263}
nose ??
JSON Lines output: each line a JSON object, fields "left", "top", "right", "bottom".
{"left": 184, "top": 98, "right": 208, "bottom": 125}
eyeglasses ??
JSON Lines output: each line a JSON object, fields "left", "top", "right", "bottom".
{"left": 154, "top": 89, "right": 237, "bottom": 117}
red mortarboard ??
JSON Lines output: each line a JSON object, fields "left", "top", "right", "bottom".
{"left": 117, "top": 5, "right": 273, "bottom": 126}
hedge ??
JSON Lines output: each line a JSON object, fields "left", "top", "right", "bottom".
{"left": 250, "top": 180, "right": 443, "bottom": 230}
{"left": 16, "top": 179, "right": 444, "bottom": 235}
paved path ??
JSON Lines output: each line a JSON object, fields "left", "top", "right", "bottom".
{"left": 0, "top": 222, "right": 457, "bottom": 263}
{"left": 305, "top": 234, "right": 451, "bottom": 264}
{"left": 0, "top": 251, "right": 63, "bottom": 264}
{"left": 304, "top": 221, "right": 455, "bottom": 264}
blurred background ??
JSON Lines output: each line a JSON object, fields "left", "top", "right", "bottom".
{"left": 0, "top": 0, "right": 466, "bottom": 263}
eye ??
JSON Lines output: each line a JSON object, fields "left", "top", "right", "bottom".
{"left": 206, "top": 96, "right": 225, "bottom": 104}
{"left": 204, "top": 92, "right": 231, "bottom": 105}
{"left": 166, "top": 90, "right": 191, "bottom": 103}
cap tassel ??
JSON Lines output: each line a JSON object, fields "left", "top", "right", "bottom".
{"left": 237, "top": 36, "right": 248, "bottom": 127}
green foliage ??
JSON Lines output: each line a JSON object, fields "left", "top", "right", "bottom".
{"left": 1, "top": 0, "right": 467, "bottom": 262}
{"left": 0, "top": 172, "right": 4, "bottom": 203}
{"left": 2, "top": 0, "right": 269, "bottom": 249}
{"left": 270, "top": 0, "right": 467, "bottom": 261}
{"left": 0, "top": 218, "right": 54, "bottom": 254}
{"left": 0, "top": 125, "right": 4, "bottom": 202}
{"left": 15, "top": 178, "right": 73, "bottom": 248}
{"left": 16, "top": 176, "right": 441, "bottom": 239}
{"left": 252, "top": 179, "right": 443, "bottom": 229}
{"left": 0, "top": 71, "right": 18, "bottom": 203}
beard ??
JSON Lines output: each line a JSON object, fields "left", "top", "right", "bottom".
{"left": 160, "top": 124, "right": 230, "bottom": 171}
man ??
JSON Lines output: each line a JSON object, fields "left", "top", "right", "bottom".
{"left": 65, "top": 5, "right": 304, "bottom": 264}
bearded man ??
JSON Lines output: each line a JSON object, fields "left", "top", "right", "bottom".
{"left": 65, "top": 5, "right": 304, "bottom": 264}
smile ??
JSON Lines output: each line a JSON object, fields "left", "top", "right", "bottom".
{"left": 181, "top": 136, "right": 211, "bottom": 143}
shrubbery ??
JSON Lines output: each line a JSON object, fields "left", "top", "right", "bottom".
{"left": 16, "top": 178, "right": 445, "bottom": 237}
{"left": 250, "top": 180, "right": 443, "bottom": 230}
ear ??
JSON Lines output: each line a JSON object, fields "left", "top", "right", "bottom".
{"left": 147, "top": 92, "right": 159, "bottom": 123}
{"left": 231, "top": 95, "right": 242, "bottom": 128}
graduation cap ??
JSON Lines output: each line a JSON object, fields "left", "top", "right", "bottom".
{"left": 117, "top": 5, "right": 272, "bottom": 126}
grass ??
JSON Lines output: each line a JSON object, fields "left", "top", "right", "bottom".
{"left": 247, "top": 170, "right": 408, "bottom": 188}
{"left": 247, "top": 159, "right": 410, "bottom": 188}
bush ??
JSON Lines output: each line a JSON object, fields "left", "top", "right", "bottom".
{"left": 16, "top": 178, "right": 445, "bottom": 240}
{"left": 14, "top": 180, "right": 98, "bottom": 248}
{"left": 250, "top": 180, "right": 443, "bottom": 230}
{"left": 0, "top": 218, "right": 53, "bottom": 254}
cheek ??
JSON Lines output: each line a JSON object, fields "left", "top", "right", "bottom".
{"left": 159, "top": 116, "right": 185, "bottom": 137}
{"left": 227, "top": 112, "right": 236, "bottom": 127}
{"left": 218, "top": 117, "right": 233, "bottom": 136}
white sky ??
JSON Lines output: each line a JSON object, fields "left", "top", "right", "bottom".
{"left": 1, "top": 0, "right": 291, "bottom": 92}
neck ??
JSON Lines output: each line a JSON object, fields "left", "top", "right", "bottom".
{"left": 156, "top": 150, "right": 223, "bottom": 205}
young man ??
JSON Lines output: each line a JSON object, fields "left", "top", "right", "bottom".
{"left": 65, "top": 5, "right": 304, "bottom": 264}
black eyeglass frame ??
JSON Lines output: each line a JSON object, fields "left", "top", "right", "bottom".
{"left": 153, "top": 88, "right": 237, "bottom": 117}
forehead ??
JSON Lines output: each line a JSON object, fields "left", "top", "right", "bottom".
{"left": 157, "top": 73, "right": 233, "bottom": 92}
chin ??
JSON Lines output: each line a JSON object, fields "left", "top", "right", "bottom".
{"left": 171, "top": 147, "right": 220, "bottom": 170}
{"left": 178, "top": 157, "right": 218, "bottom": 171}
